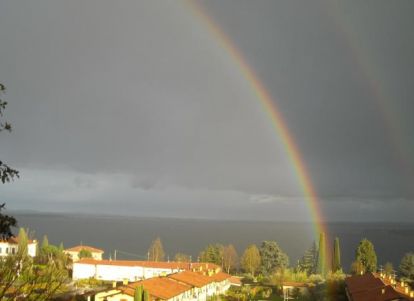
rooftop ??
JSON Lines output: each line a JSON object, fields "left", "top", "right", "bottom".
{"left": 65, "top": 245, "right": 104, "bottom": 253}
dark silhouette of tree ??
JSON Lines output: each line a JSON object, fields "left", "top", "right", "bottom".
{"left": 259, "top": 240, "right": 289, "bottom": 275}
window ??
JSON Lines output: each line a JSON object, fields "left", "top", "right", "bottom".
{"left": 11, "top": 248, "right": 16, "bottom": 254}
{"left": 6, "top": 248, "right": 9, "bottom": 254}
{"left": 0, "top": 247, "right": 2, "bottom": 253}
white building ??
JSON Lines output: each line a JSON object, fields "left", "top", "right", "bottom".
{"left": 64, "top": 245, "right": 104, "bottom": 262}
{"left": 0, "top": 236, "right": 37, "bottom": 257}
{"left": 73, "top": 259, "right": 216, "bottom": 282}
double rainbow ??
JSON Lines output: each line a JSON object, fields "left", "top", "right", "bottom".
{"left": 186, "top": 1, "right": 328, "bottom": 254}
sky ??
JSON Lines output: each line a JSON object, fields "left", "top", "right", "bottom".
{"left": 1, "top": 0, "right": 414, "bottom": 221}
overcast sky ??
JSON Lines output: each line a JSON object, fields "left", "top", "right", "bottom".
{"left": 1, "top": 0, "right": 414, "bottom": 221}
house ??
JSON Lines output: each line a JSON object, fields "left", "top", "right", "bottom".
{"left": 94, "top": 268, "right": 232, "bottom": 301}
{"left": 72, "top": 259, "right": 220, "bottom": 282}
{"left": 345, "top": 273, "right": 414, "bottom": 301}
{"left": 64, "top": 245, "right": 104, "bottom": 261}
{"left": 0, "top": 236, "right": 37, "bottom": 257}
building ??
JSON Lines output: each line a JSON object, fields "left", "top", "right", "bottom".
{"left": 0, "top": 236, "right": 37, "bottom": 257}
{"left": 72, "top": 259, "right": 220, "bottom": 282}
{"left": 64, "top": 245, "right": 104, "bottom": 262}
{"left": 94, "top": 268, "right": 232, "bottom": 301}
{"left": 345, "top": 273, "right": 414, "bottom": 301}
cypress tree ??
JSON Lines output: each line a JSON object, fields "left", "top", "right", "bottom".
{"left": 332, "top": 237, "right": 341, "bottom": 272}
{"left": 316, "top": 232, "right": 326, "bottom": 276}
{"left": 134, "top": 285, "right": 143, "bottom": 301}
{"left": 143, "top": 289, "right": 150, "bottom": 301}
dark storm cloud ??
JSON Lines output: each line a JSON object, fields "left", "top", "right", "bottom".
{"left": 1, "top": 0, "right": 413, "bottom": 220}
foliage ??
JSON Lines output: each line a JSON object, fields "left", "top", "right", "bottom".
{"left": 259, "top": 241, "right": 289, "bottom": 276}
{"left": 79, "top": 248, "right": 93, "bottom": 259}
{"left": 143, "top": 288, "right": 150, "bottom": 301}
{"left": 134, "top": 285, "right": 143, "bottom": 301}
{"left": 384, "top": 262, "right": 394, "bottom": 277}
{"left": 332, "top": 237, "right": 341, "bottom": 272}
{"left": 350, "top": 260, "right": 365, "bottom": 275}
{"left": 174, "top": 252, "right": 191, "bottom": 262}
{"left": 0, "top": 203, "right": 17, "bottom": 240}
{"left": 355, "top": 238, "right": 377, "bottom": 273}
{"left": 223, "top": 244, "right": 239, "bottom": 273}
{"left": 148, "top": 237, "right": 165, "bottom": 262}
{"left": 269, "top": 268, "right": 308, "bottom": 287}
{"left": 297, "top": 241, "right": 318, "bottom": 275}
{"left": 0, "top": 229, "right": 69, "bottom": 300}
{"left": 305, "top": 271, "right": 347, "bottom": 301}
{"left": 199, "top": 244, "right": 224, "bottom": 265}
{"left": 399, "top": 252, "right": 414, "bottom": 281}
{"left": 316, "top": 233, "right": 326, "bottom": 276}
{"left": 241, "top": 244, "right": 261, "bottom": 276}
{"left": 36, "top": 235, "right": 71, "bottom": 268}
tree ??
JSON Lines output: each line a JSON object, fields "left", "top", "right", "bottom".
{"left": 297, "top": 241, "right": 318, "bottom": 275}
{"left": 174, "top": 252, "right": 191, "bottom": 262}
{"left": 241, "top": 244, "right": 261, "bottom": 276}
{"left": 199, "top": 244, "right": 224, "bottom": 265}
{"left": 0, "top": 84, "right": 19, "bottom": 240}
{"left": 134, "top": 285, "right": 143, "bottom": 301}
{"left": 332, "top": 237, "right": 341, "bottom": 272}
{"left": 148, "top": 237, "right": 165, "bottom": 262}
{"left": 350, "top": 260, "right": 364, "bottom": 275}
{"left": 223, "top": 244, "right": 239, "bottom": 273}
{"left": 259, "top": 241, "right": 289, "bottom": 275}
{"left": 384, "top": 262, "right": 394, "bottom": 277}
{"left": 143, "top": 288, "right": 150, "bottom": 301}
{"left": 355, "top": 238, "right": 377, "bottom": 273}
{"left": 316, "top": 233, "right": 326, "bottom": 276}
{"left": 79, "top": 248, "right": 93, "bottom": 259}
{"left": 399, "top": 252, "right": 414, "bottom": 281}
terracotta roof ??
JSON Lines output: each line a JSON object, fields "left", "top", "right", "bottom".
{"left": 169, "top": 270, "right": 213, "bottom": 287}
{"left": 209, "top": 271, "right": 231, "bottom": 282}
{"left": 346, "top": 273, "right": 414, "bottom": 301}
{"left": 123, "top": 277, "right": 191, "bottom": 300}
{"left": 229, "top": 276, "right": 242, "bottom": 286}
{"left": 0, "top": 236, "right": 36, "bottom": 244}
{"left": 65, "top": 245, "right": 104, "bottom": 253}
{"left": 75, "top": 259, "right": 218, "bottom": 271}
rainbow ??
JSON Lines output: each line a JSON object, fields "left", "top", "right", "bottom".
{"left": 185, "top": 1, "right": 329, "bottom": 257}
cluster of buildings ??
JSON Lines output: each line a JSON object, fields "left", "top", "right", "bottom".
{"left": 345, "top": 272, "right": 414, "bottom": 301}
{"left": 0, "top": 236, "right": 37, "bottom": 257}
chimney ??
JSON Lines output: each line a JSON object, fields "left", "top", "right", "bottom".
{"left": 112, "top": 281, "right": 116, "bottom": 288}
{"left": 123, "top": 279, "right": 129, "bottom": 285}
{"left": 381, "top": 288, "right": 385, "bottom": 295}
{"left": 410, "top": 291, "right": 413, "bottom": 297}
{"left": 404, "top": 287, "right": 408, "bottom": 294}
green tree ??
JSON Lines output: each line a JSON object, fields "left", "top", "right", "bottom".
{"left": 134, "top": 285, "right": 143, "bottom": 301}
{"left": 148, "top": 237, "right": 165, "bottom": 262}
{"left": 241, "top": 244, "right": 261, "bottom": 276}
{"left": 350, "top": 260, "right": 364, "bottom": 275}
{"left": 355, "top": 238, "right": 377, "bottom": 273}
{"left": 0, "top": 85, "right": 19, "bottom": 240}
{"left": 223, "top": 244, "right": 239, "bottom": 273}
{"left": 384, "top": 262, "right": 394, "bottom": 277}
{"left": 18, "top": 227, "right": 29, "bottom": 256}
{"left": 399, "top": 252, "right": 414, "bottom": 281}
{"left": 143, "top": 288, "right": 150, "bottom": 301}
{"left": 174, "top": 253, "right": 191, "bottom": 262}
{"left": 298, "top": 241, "right": 318, "bottom": 275}
{"left": 199, "top": 244, "right": 224, "bottom": 265}
{"left": 259, "top": 241, "right": 289, "bottom": 275}
{"left": 79, "top": 248, "right": 93, "bottom": 259}
{"left": 332, "top": 237, "right": 341, "bottom": 272}
{"left": 316, "top": 233, "right": 326, "bottom": 276}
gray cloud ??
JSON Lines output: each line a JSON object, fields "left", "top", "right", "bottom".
{"left": 1, "top": 0, "right": 414, "bottom": 220}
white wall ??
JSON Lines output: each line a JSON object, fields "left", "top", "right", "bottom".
{"left": 0, "top": 241, "right": 37, "bottom": 257}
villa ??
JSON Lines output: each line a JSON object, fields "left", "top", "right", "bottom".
{"left": 64, "top": 245, "right": 104, "bottom": 261}
{"left": 0, "top": 236, "right": 37, "bottom": 257}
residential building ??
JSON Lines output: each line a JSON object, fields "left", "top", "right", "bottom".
{"left": 64, "top": 245, "right": 104, "bottom": 261}
{"left": 0, "top": 236, "right": 37, "bottom": 257}
{"left": 94, "top": 268, "right": 232, "bottom": 301}
{"left": 345, "top": 272, "right": 414, "bottom": 301}
{"left": 72, "top": 259, "right": 219, "bottom": 282}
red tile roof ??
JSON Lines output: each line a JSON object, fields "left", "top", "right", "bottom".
{"left": 65, "top": 245, "right": 104, "bottom": 253}
{"left": 169, "top": 270, "right": 213, "bottom": 287}
{"left": 123, "top": 277, "right": 191, "bottom": 300}
{"left": 209, "top": 271, "right": 231, "bottom": 282}
{"left": 0, "top": 236, "right": 36, "bottom": 244}
{"left": 346, "top": 273, "right": 414, "bottom": 301}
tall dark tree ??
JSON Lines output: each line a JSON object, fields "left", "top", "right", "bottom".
{"left": 316, "top": 233, "right": 326, "bottom": 276}
{"left": 355, "top": 238, "right": 377, "bottom": 273}
{"left": 399, "top": 252, "right": 414, "bottom": 281}
{"left": 0, "top": 84, "right": 18, "bottom": 239}
{"left": 332, "top": 237, "right": 341, "bottom": 272}
{"left": 259, "top": 240, "right": 289, "bottom": 275}
{"left": 298, "top": 241, "right": 318, "bottom": 275}
{"left": 199, "top": 244, "right": 224, "bottom": 265}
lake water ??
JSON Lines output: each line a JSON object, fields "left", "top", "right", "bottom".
{"left": 14, "top": 213, "right": 414, "bottom": 272}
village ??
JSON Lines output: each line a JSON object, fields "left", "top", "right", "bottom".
{"left": 1, "top": 231, "right": 414, "bottom": 301}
